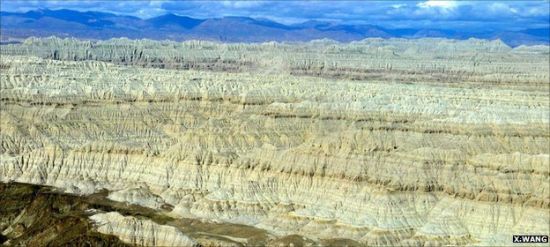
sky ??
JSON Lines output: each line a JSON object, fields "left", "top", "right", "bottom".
{"left": 1, "top": 1, "right": 549, "bottom": 31}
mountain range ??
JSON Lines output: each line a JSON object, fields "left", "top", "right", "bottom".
{"left": 1, "top": 9, "right": 548, "bottom": 46}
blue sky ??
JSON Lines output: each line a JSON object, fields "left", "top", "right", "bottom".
{"left": 1, "top": 1, "right": 549, "bottom": 30}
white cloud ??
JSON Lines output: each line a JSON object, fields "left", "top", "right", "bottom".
{"left": 149, "top": 0, "right": 167, "bottom": 8}
{"left": 417, "top": 1, "right": 458, "bottom": 9}
{"left": 392, "top": 4, "right": 406, "bottom": 9}
{"left": 489, "top": 3, "right": 519, "bottom": 15}
{"left": 415, "top": 0, "right": 461, "bottom": 16}
{"left": 221, "top": 1, "right": 266, "bottom": 9}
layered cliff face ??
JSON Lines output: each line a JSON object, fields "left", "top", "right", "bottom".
{"left": 0, "top": 38, "right": 549, "bottom": 246}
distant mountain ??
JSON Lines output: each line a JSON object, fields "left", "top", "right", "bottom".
{"left": 1, "top": 9, "right": 548, "bottom": 46}
{"left": 147, "top": 14, "right": 204, "bottom": 29}
{"left": 1, "top": 9, "right": 117, "bottom": 27}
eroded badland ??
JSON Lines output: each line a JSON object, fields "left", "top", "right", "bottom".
{"left": 0, "top": 38, "right": 549, "bottom": 246}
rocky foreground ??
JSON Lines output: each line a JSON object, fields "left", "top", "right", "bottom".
{"left": 0, "top": 38, "right": 549, "bottom": 246}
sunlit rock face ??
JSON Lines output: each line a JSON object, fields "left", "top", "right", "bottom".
{"left": 90, "top": 212, "right": 197, "bottom": 246}
{"left": 1, "top": 38, "right": 549, "bottom": 246}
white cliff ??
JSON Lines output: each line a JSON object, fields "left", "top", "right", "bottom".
{"left": 90, "top": 212, "right": 197, "bottom": 246}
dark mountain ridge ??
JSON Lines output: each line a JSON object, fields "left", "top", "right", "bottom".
{"left": 1, "top": 9, "right": 548, "bottom": 46}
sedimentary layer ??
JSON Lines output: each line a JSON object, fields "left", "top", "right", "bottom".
{"left": 1, "top": 37, "right": 548, "bottom": 90}
{"left": 0, "top": 38, "right": 549, "bottom": 246}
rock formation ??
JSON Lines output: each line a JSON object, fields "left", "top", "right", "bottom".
{"left": 91, "top": 212, "right": 197, "bottom": 246}
{"left": 0, "top": 37, "right": 548, "bottom": 246}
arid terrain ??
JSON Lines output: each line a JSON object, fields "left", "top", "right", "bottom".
{"left": 0, "top": 37, "right": 549, "bottom": 246}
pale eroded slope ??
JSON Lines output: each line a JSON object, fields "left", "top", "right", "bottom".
{"left": 0, "top": 38, "right": 549, "bottom": 246}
